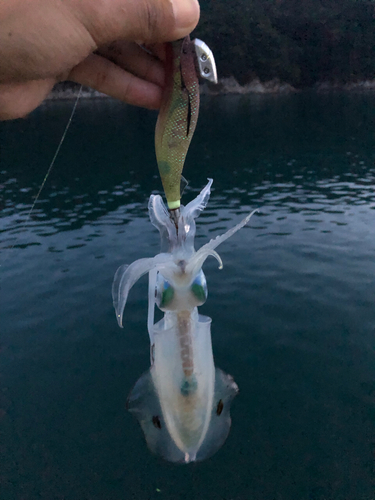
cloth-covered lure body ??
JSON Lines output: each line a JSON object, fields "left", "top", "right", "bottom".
{"left": 112, "top": 180, "right": 256, "bottom": 463}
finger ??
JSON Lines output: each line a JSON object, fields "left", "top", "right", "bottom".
{"left": 144, "top": 43, "right": 167, "bottom": 62}
{"left": 97, "top": 41, "right": 164, "bottom": 87}
{"left": 0, "top": 79, "right": 55, "bottom": 120}
{"left": 74, "top": 0, "right": 200, "bottom": 46}
{"left": 68, "top": 53, "right": 162, "bottom": 109}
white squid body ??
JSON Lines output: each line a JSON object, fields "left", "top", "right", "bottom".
{"left": 112, "top": 179, "right": 256, "bottom": 463}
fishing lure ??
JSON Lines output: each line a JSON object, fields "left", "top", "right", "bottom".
{"left": 155, "top": 36, "right": 216, "bottom": 225}
{"left": 112, "top": 179, "right": 256, "bottom": 463}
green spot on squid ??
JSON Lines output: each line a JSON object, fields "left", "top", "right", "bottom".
{"left": 180, "top": 375, "right": 198, "bottom": 396}
{"left": 160, "top": 284, "right": 174, "bottom": 308}
{"left": 191, "top": 283, "right": 207, "bottom": 303}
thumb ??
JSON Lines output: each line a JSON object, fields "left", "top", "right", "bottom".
{"left": 77, "top": 0, "right": 200, "bottom": 46}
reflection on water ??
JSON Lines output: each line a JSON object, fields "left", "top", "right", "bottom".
{"left": 2, "top": 94, "right": 375, "bottom": 250}
{"left": 0, "top": 93, "right": 375, "bottom": 500}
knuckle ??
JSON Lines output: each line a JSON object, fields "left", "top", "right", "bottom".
{"left": 118, "top": 76, "right": 133, "bottom": 102}
{"left": 144, "top": 2, "right": 159, "bottom": 39}
{"left": 93, "top": 69, "right": 110, "bottom": 90}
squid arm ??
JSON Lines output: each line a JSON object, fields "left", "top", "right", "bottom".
{"left": 112, "top": 253, "right": 171, "bottom": 328}
{"left": 186, "top": 208, "right": 259, "bottom": 277}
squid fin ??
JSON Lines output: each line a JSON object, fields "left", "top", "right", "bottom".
{"left": 127, "top": 369, "right": 186, "bottom": 463}
{"left": 127, "top": 367, "right": 238, "bottom": 463}
{"left": 195, "top": 368, "right": 239, "bottom": 461}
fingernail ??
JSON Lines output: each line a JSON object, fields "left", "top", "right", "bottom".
{"left": 172, "top": 0, "right": 200, "bottom": 34}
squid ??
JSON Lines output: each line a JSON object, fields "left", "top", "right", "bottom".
{"left": 112, "top": 179, "right": 256, "bottom": 463}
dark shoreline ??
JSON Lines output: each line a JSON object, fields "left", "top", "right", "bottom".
{"left": 47, "top": 77, "right": 375, "bottom": 100}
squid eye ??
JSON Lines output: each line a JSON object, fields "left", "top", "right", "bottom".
{"left": 156, "top": 274, "right": 174, "bottom": 310}
{"left": 190, "top": 270, "right": 208, "bottom": 305}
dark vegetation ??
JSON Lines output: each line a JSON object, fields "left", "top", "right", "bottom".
{"left": 195, "top": 0, "right": 375, "bottom": 87}
{"left": 56, "top": 0, "right": 375, "bottom": 93}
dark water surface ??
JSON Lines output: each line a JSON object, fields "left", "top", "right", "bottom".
{"left": 1, "top": 93, "right": 375, "bottom": 500}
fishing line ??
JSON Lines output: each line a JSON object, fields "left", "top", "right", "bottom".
{"left": 1, "top": 85, "right": 82, "bottom": 266}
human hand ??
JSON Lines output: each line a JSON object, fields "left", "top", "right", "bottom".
{"left": 0, "top": 0, "right": 200, "bottom": 120}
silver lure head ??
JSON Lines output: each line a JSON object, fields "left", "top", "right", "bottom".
{"left": 193, "top": 39, "right": 218, "bottom": 84}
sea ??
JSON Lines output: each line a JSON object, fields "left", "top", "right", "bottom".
{"left": 0, "top": 92, "right": 374, "bottom": 500}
